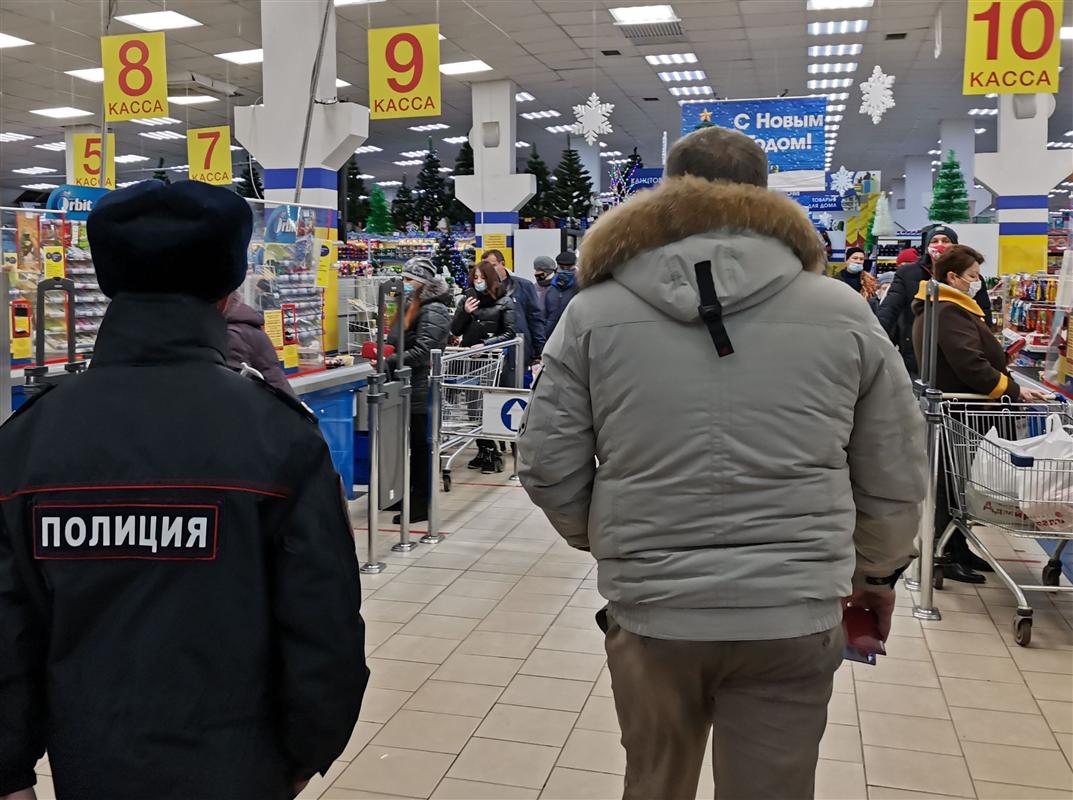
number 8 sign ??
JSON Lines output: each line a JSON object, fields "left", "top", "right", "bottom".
{"left": 101, "top": 31, "right": 169, "bottom": 121}
{"left": 368, "top": 24, "right": 441, "bottom": 119}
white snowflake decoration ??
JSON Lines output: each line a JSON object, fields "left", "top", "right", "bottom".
{"left": 817, "top": 212, "right": 834, "bottom": 230}
{"left": 830, "top": 166, "right": 856, "bottom": 196}
{"left": 572, "top": 92, "right": 614, "bottom": 146}
{"left": 859, "top": 65, "right": 895, "bottom": 125}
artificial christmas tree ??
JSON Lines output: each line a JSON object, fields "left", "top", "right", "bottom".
{"left": 929, "top": 150, "right": 971, "bottom": 223}
{"left": 521, "top": 146, "right": 554, "bottom": 221}
{"left": 237, "top": 163, "right": 262, "bottom": 198}
{"left": 152, "top": 158, "right": 171, "bottom": 186}
{"left": 447, "top": 142, "right": 474, "bottom": 225}
{"left": 345, "top": 158, "right": 369, "bottom": 228}
{"left": 414, "top": 146, "right": 446, "bottom": 228}
{"left": 551, "top": 147, "right": 593, "bottom": 221}
{"left": 872, "top": 193, "right": 896, "bottom": 237}
{"left": 391, "top": 177, "right": 415, "bottom": 230}
{"left": 366, "top": 185, "right": 394, "bottom": 235}
{"left": 433, "top": 227, "right": 467, "bottom": 288}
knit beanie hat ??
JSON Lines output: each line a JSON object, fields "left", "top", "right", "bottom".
{"left": 402, "top": 257, "right": 437, "bottom": 285}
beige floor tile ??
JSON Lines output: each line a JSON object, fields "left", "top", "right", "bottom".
{"left": 339, "top": 721, "right": 383, "bottom": 761}
{"left": 443, "top": 578, "right": 515, "bottom": 600}
{"left": 431, "top": 778, "right": 538, "bottom": 799}
{"left": 365, "top": 621, "right": 404, "bottom": 649}
{"left": 853, "top": 657, "right": 940, "bottom": 689}
{"left": 297, "top": 761, "right": 348, "bottom": 799}
{"left": 34, "top": 754, "right": 50, "bottom": 776}
{"left": 859, "top": 711, "right": 960, "bottom": 756}
{"left": 867, "top": 788, "right": 970, "bottom": 799}
{"left": 366, "top": 659, "right": 438, "bottom": 692}
{"left": 1000, "top": 623, "right": 1073, "bottom": 651}
{"left": 1010, "top": 647, "right": 1073, "bottom": 675}
{"left": 478, "top": 610, "right": 558, "bottom": 635}
{"left": 414, "top": 554, "right": 479, "bottom": 571}
{"left": 372, "top": 634, "right": 458, "bottom": 665}
{"left": 448, "top": 737, "right": 561, "bottom": 790}
{"left": 887, "top": 616, "right": 923, "bottom": 639}
{"left": 941, "top": 676, "right": 1038, "bottom": 713}
{"left": 319, "top": 790, "right": 421, "bottom": 799}
{"left": 476, "top": 703, "right": 580, "bottom": 747}
{"left": 814, "top": 758, "right": 867, "bottom": 800}
{"left": 527, "top": 561, "right": 593, "bottom": 579}
{"left": 962, "top": 741, "right": 1073, "bottom": 790}
{"left": 857, "top": 683, "right": 950, "bottom": 720}
{"left": 923, "top": 628, "right": 1009, "bottom": 657}
{"left": 1025, "top": 670, "right": 1073, "bottom": 702}
{"left": 538, "top": 626, "right": 607, "bottom": 655}
{"left": 556, "top": 606, "right": 602, "bottom": 630}
{"left": 882, "top": 636, "right": 934, "bottom": 662}
{"left": 470, "top": 561, "right": 535, "bottom": 577}
{"left": 423, "top": 594, "right": 499, "bottom": 619}
{"left": 832, "top": 662, "right": 855, "bottom": 696}
{"left": 557, "top": 729, "right": 626, "bottom": 776}
{"left": 519, "top": 649, "right": 606, "bottom": 682}
{"left": 404, "top": 679, "right": 502, "bottom": 717}
{"left": 432, "top": 652, "right": 524, "bottom": 687}
{"left": 371, "top": 709, "right": 481, "bottom": 755}
{"left": 568, "top": 589, "right": 608, "bottom": 610}
{"left": 819, "top": 723, "right": 863, "bottom": 763}
{"left": 931, "top": 652, "right": 1025, "bottom": 684}
{"left": 497, "top": 591, "right": 572, "bottom": 615}
{"left": 1039, "top": 700, "right": 1073, "bottom": 734}
{"left": 974, "top": 780, "right": 1073, "bottom": 799}
{"left": 863, "top": 745, "right": 974, "bottom": 797}
{"left": 576, "top": 694, "right": 620, "bottom": 734}
{"left": 398, "top": 614, "right": 480, "bottom": 641}
{"left": 951, "top": 706, "right": 1060, "bottom": 749}
{"left": 515, "top": 576, "right": 584, "bottom": 596}
{"left": 827, "top": 690, "right": 860, "bottom": 726}
{"left": 499, "top": 674, "right": 595, "bottom": 712}
{"left": 591, "top": 667, "right": 613, "bottom": 698}
{"left": 457, "top": 630, "right": 541, "bottom": 659}
{"left": 361, "top": 600, "right": 426, "bottom": 624}
{"left": 358, "top": 688, "right": 412, "bottom": 724}
{"left": 373, "top": 581, "right": 446, "bottom": 604}
{"left": 540, "top": 767, "right": 625, "bottom": 800}
{"left": 928, "top": 592, "right": 988, "bottom": 614}
{"left": 1057, "top": 732, "right": 1073, "bottom": 764}
{"left": 932, "top": 610, "right": 1000, "bottom": 635}
{"left": 334, "top": 745, "right": 454, "bottom": 797}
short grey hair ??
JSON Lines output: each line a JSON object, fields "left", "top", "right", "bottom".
{"left": 666, "top": 126, "right": 768, "bottom": 188}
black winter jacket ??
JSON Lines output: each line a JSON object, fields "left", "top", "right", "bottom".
{"left": 387, "top": 291, "right": 452, "bottom": 412}
{"left": 0, "top": 294, "right": 368, "bottom": 800}
{"left": 451, "top": 289, "right": 517, "bottom": 347}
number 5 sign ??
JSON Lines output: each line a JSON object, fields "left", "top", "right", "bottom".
{"left": 101, "top": 31, "right": 169, "bottom": 121}
{"left": 71, "top": 133, "right": 116, "bottom": 189}
{"left": 964, "top": 0, "right": 1063, "bottom": 95}
{"left": 368, "top": 23, "right": 441, "bottom": 119}
{"left": 188, "top": 126, "right": 233, "bottom": 186}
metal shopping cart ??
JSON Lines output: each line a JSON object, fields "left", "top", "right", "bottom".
{"left": 437, "top": 345, "right": 507, "bottom": 492}
{"left": 935, "top": 400, "right": 1073, "bottom": 645}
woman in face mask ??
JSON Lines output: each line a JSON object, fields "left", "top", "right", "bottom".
{"left": 911, "top": 245, "right": 1048, "bottom": 584}
{"left": 451, "top": 259, "right": 518, "bottom": 473}
{"left": 837, "top": 246, "right": 868, "bottom": 292}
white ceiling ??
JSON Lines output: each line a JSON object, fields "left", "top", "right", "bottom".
{"left": 0, "top": 0, "right": 1071, "bottom": 205}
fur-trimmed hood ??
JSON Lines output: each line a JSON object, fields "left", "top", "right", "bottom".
{"left": 579, "top": 176, "right": 827, "bottom": 287}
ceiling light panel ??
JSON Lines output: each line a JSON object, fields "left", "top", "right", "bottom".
{"left": 115, "top": 11, "right": 201, "bottom": 30}
{"left": 442, "top": 136, "right": 468, "bottom": 144}
{"left": 968, "top": 108, "right": 999, "bottom": 115}
{"left": 409, "top": 123, "right": 450, "bottom": 131}
{"left": 34, "top": 142, "right": 66, "bottom": 152}
{"left": 114, "top": 154, "right": 150, "bottom": 163}
{"left": 975, "top": 127, "right": 986, "bottom": 134}
{"left": 355, "top": 145, "right": 382, "bottom": 154}
{"left": 131, "top": 117, "right": 181, "bottom": 126}
{"left": 520, "top": 109, "right": 560, "bottom": 119}
{"left": 438, "top": 167, "right": 453, "bottom": 173}
{"left": 22, "top": 183, "right": 60, "bottom": 190}
{"left": 167, "top": 95, "right": 218, "bottom": 105}
{"left": 515, "top": 141, "right": 530, "bottom": 148}
{"left": 657, "top": 70, "right": 706, "bottom": 81}
{"left": 356, "top": 173, "right": 375, "bottom": 179}
{"left": 215, "top": 49, "right": 263, "bottom": 65}
{"left": 599, "top": 151, "right": 623, "bottom": 158}
{"left": 516, "top": 91, "right": 535, "bottom": 102}
{"left": 377, "top": 180, "right": 402, "bottom": 186}
{"left": 808, "top": 43, "right": 863, "bottom": 57}
{"left": 12, "top": 167, "right": 57, "bottom": 175}
{"left": 65, "top": 67, "right": 105, "bottom": 82}
{"left": 0, "top": 132, "right": 34, "bottom": 142}
{"left": 0, "top": 33, "right": 33, "bottom": 48}
{"left": 828, "top": 104, "right": 846, "bottom": 112}
{"left": 399, "top": 149, "right": 428, "bottom": 158}
{"left": 440, "top": 60, "right": 493, "bottom": 75}
{"left": 336, "top": 79, "right": 351, "bottom": 88}
{"left": 30, "top": 107, "right": 93, "bottom": 119}
{"left": 807, "top": 0, "right": 874, "bottom": 9}
{"left": 808, "top": 62, "right": 857, "bottom": 74}
{"left": 609, "top": 5, "right": 679, "bottom": 25}
{"left": 139, "top": 130, "right": 186, "bottom": 140}
{"left": 807, "top": 78, "right": 853, "bottom": 89}
{"left": 394, "top": 159, "right": 423, "bottom": 166}
{"left": 668, "top": 85, "right": 714, "bottom": 96}
{"left": 808, "top": 20, "right": 868, "bottom": 35}
{"left": 645, "top": 52, "right": 697, "bottom": 65}
{"left": 545, "top": 124, "right": 575, "bottom": 133}
{"left": 335, "top": 0, "right": 388, "bottom": 5}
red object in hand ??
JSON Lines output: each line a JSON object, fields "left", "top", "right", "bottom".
{"left": 361, "top": 342, "right": 395, "bottom": 361}
{"left": 843, "top": 605, "right": 887, "bottom": 659}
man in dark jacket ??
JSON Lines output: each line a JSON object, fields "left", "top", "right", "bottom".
{"left": 544, "top": 250, "right": 579, "bottom": 339}
{"left": 877, "top": 224, "right": 992, "bottom": 378}
{"left": 0, "top": 180, "right": 368, "bottom": 800}
{"left": 223, "top": 291, "right": 297, "bottom": 398}
{"left": 484, "top": 248, "right": 545, "bottom": 365}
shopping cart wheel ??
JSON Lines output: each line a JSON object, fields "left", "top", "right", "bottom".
{"left": 442, "top": 470, "right": 452, "bottom": 493}
{"left": 1041, "top": 560, "right": 1063, "bottom": 587}
{"left": 932, "top": 568, "right": 944, "bottom": 591}
{"left": 1014, "top": 615, "right": 1033, "bottom": 647}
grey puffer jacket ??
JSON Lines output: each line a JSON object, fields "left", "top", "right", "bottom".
{"left": 518, "top": 176, "right": 926, "bottom": 642}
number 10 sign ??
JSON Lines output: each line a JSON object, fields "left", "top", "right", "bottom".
{"left": 368, "top": 24, "right": 441, "bottom": 119}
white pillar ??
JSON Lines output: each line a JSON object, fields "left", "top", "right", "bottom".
{"left": 453, "top": 80, "right": 536, "bottom": 256}
{"left": 234, "top": 0, "right": 368, "bottom": 211}
{"left": 890, "top": 178, "right": 906, "bottom": 227}
{"left": 903, "top": 155, "right": 933, "bottom": 232}
{"left": 577, "top": 142, "right": 602, "bottom": 196}
{"left": 939, "top": 118, "right": 992, "bottom": 215}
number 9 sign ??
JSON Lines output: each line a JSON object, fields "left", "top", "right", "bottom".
{"left": 368, "top": 24, "right": 441, "bottom": 119}
{"left": 101, "top": 31, "right": 170, "bottom": 121}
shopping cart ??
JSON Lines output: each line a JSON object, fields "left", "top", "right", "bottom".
{"left": 936, "top": 400, "right": 1073, "bottom": 645}
{"left": 437, "top": 345, "right": 507, "bottom": 492}
{"left": 345, "top": 276, "right": 395, "bottom": 355}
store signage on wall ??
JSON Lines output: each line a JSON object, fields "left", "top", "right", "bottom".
{"left": 45, "top": 185, "right": 111, "bottom": 222}
{"left": 368, "top": 23, "right": 441, "bottom": 119}
{"left": 963, "top": 0, "right": 1063, "bottom": 94}
{"left": 478, "top": 232, "right": 512, "bottom": 269}
{"left": 187, "top": 126, "right": 233, "bottom": 185}
{"left": 71, "top": 133, "right": 116, "bottom": 190}
{"left": 681, "top": 97, "right": 827, "bottom": 191}
{"left": 629, "top": 168, "right": 664, "bottom": 193}
{"left": 101, "top": 31, "right": 169, "bottom": 121}
{"left": 787, "top": 191, "right": 845, "bottom": 212}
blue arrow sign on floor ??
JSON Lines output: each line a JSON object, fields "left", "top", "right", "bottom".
{"left": 501, "top": 398, "right": 528, "bottom": 432}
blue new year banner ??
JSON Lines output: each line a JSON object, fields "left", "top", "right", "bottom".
{"left": 681, "top": 97, "right": 827, "bottom": 191}
{"left": 787, "top": 191, "right": 845, "bottom": 212}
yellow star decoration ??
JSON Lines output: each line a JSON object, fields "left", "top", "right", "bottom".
{"left": 699, "top": 108, "right": 713, "bottom": 122}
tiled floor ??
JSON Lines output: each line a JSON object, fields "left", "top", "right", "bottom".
{"left": 32, "top": 474, "right": 1073, "bottom": 799}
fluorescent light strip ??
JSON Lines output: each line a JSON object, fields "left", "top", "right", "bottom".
{"left": 808, "top": 62, "right": 857, "bottom": 74}
{"left": 516, "top": 91, "right": 535, "bottom": 102}
{"left": 115, "top": 10, "right": 201, "bottom": 30}
{"left": 114, "top": 154, "right": 150, "bottom": 163}
{"left": 657, "top": 70, "right": 706, "bottom": 82}
{"left": 394, "top": 159, "right": 423, "bottom": 166}
{"left": 807, "top": 78, "right": 853, "bottom": 89}
{"left": 30, "top": 107, "right": 93, "bottom": 119}
{"left": 439, "top": 167, "right": 453, "bottom": 173}
{"left": 168, "top": 95, "right": 218, "bottom": 105}
{"left": 139, "top": 130, "right": 186, "bottom": 140}
{"left": 13, "top": 167, "right": 57, "bottom": 175}
{"left": 807, "top": 0, "right": 874, "bottom": 9}
{"left": 34, "top": 142, "right": 66, "bottom": 152}
{"left": 0, "top": 132, "right": 34, "bottom": 142}
{"left": 356, "top": 173, "right": 375, "bottom": 179}
{"left": 644, "top": 52, "right": 697, "bottom": 65}
{"left": 609, "top": 5, "right": 679, "bottom": 25}
{"left": 377, "top": 180, "right": 402, "bottom": 186}
{"left": 21, "top": 183, "right": 59, "bottom": 190}
{"left": 826, "top": 115, "right": 843, "bottom": 122}
{"left": 442, "top": 136, "right": 468, "bottom": 144}
{"left": 65, "top": 67, "right": 105, "bottom": 82}
{"left": 0, "top": 33, "right": 33, "bottom": 48}
{"left": 355, "top": 145, "right": 382, "bottom": 154}
{"left": 400, "top": 149, "right": 428, "bottom": 158}
{"left": 520, "top": 109, "right": 560, "bottom": 119}
{"left": 131, "top": 117, "right": 181, "bottom": 126}
{"left": 336, "top": 78, "right": 351, "bottom": 88}
{"left": 409, "top": 123, "right": 450, "bottom": 131}
{"left": 828, "top": 104, "right": 846, "bottom": 112}
{"left": 975, "top": 127, "right": 986, "bottom": 134}
{"left": 599, "top": 151, "right": 623, "bottom": 158}
{"left": 515, "top": 141, "right": 530, "bottom": 148}
{"left": 808, "top": 19, "right": 868, "bottom": 35}
{"left": 968, "top": 108, "right": 999, "bottom": 115}
{"left": 1061, "top": 26, "right": 1072, "bottom": 39}
{"left": 215, "top": 48, "right": 263, "bottom": 65}
{"left": 807, "top": 43, "right": 863, "bottom": 57}
{"left": 440, "top": 59, "right": 492, "bottom": 75}
{"left": 668, "top": 85, "right": 713, "bottom": 96}
{"left": 546, "top": 124, "right": 575, "bottom": 133}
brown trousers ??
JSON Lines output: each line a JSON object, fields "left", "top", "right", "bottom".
{"left": 604, "top": 618, "right": 844, "bottom": 800}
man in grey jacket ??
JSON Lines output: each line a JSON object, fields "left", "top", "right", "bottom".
{"left": 518, "top": 127, "right": 926, "bottom": 800}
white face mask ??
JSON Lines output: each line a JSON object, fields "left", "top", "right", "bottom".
{"left": 967, "top": 279, "right": 982, "bottom": 297}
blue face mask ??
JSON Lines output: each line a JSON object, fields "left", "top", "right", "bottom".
{"left": 403, "top": 282, "right": 416, "bottom": 295}
{"left": 474, "top": 281, "right": 487, "bottom": 293}
{"left": 848, "top": 262, "right": 864, "bottom": 274}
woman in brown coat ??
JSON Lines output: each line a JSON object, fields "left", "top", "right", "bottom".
{"left": 911, "top": 245, "right": 1047, "bottom": 583}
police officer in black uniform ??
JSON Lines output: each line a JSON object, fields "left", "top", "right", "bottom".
{"left": 0, "top": 180, "right": 368, "bottom": 800}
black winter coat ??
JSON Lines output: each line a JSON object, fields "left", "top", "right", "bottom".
{"left": 0, "top": 294, "right": 368, "bottom": 800}
{"left": 387, "top": 291, "right": 452, "bottom": 412}
{"left": 224, "top": 299, "right": 297, "bottom": 398}
{"left": 451, "top": 290, "right": 517, "bottom": 347}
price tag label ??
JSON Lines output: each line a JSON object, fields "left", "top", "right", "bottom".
{"left": 368, "top": 24, "right": 441, "bottom": 119}
{"left": 479, "top": 233, "right": 512, "bottom": 269}
{"left": 187, "top": 125, "right": 233, "bottom": 186}
{"left": 12, "top": 336, "right": 32, "bottom": 361}
{"left": 43, "top": 245, "right": 66, "bottom": 279}
{"left": 964, "top": 0, "right": 1063, "bottom": 95}
{"left": 101, "top": 31, "right": 169, "bottom": 121}
{"left": 283, "top": 344, "right": 299, "bottom": 370}
{"left": 71, "top": 133, "right": 116, "bottom": 189}
{"left": 263, "top": 309, "right": 284, "bottom": 350}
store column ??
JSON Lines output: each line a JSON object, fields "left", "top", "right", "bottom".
{"left": 902, "top": 155, "right": 933, "bottom": 232}
{"left": 453, "top": 80, "right": 536, "bottom": 264}
{"left": 975, "top": 94, "right": 1072, "bottom": 273}
{"left": 577, "top": 142, "right": 602, "bottom": 195}
{"left": 939, "top": 118, "right": 991, "bottom": 215}
{"left": 233, "top": 0, "right": 369, "bottom": 212}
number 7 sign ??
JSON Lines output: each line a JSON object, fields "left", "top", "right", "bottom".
{"left": 188, "top": 126, "right": 233, "bottom": 186}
